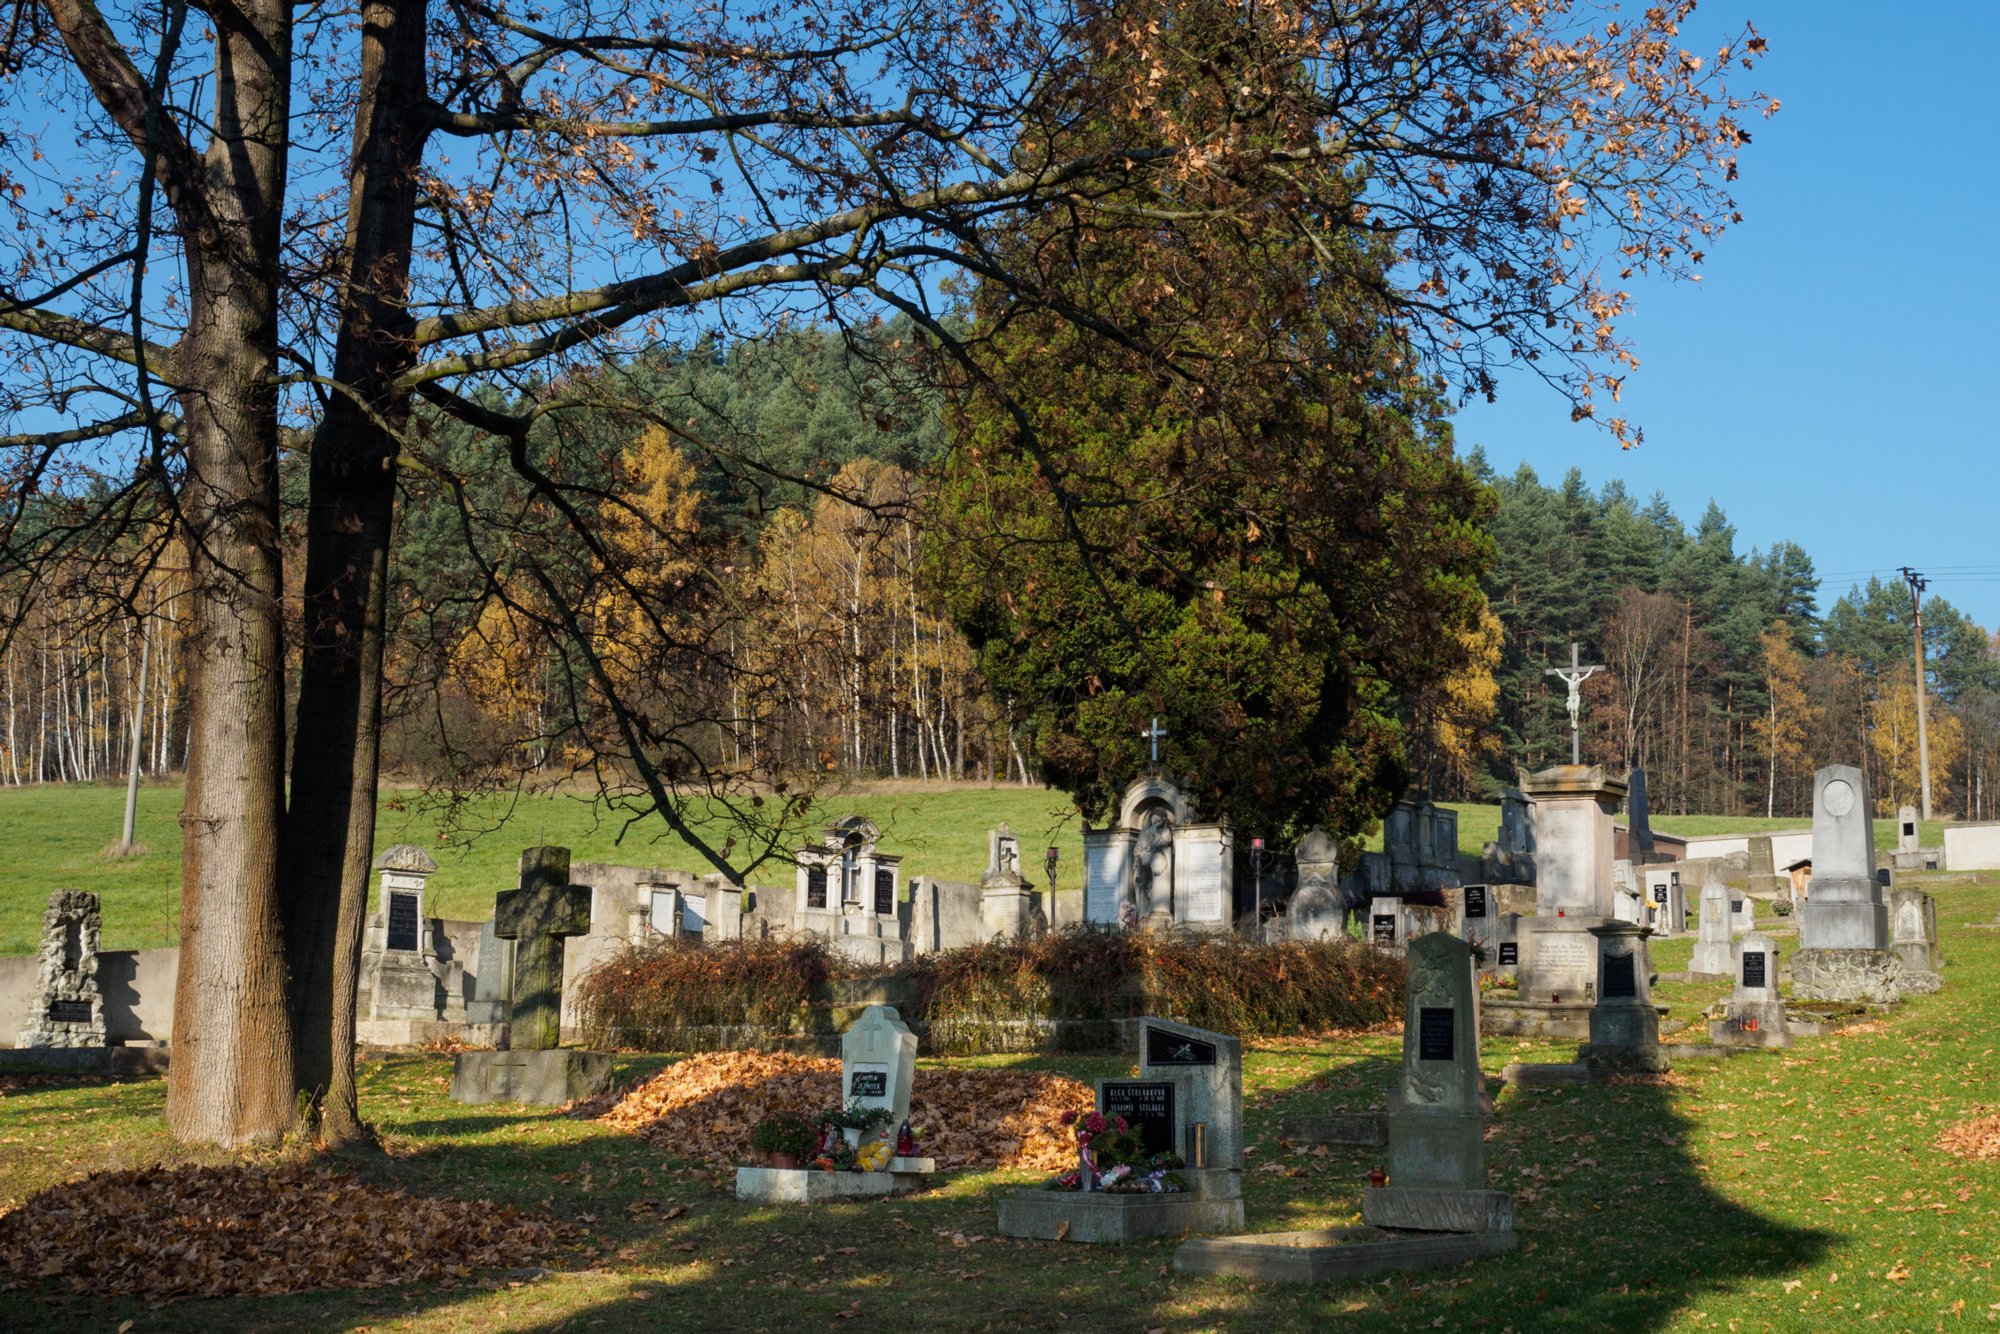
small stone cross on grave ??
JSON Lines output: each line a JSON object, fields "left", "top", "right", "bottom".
{"left": 495, "top": 846, "right": 593, "bottom": 1051}
{"left": 1543, "top": 642, "right": 1603, "bottom": 764}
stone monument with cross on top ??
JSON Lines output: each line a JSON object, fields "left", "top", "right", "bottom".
{"left": 1544, "top": 642, "right": 1602, "bottom": 765}
{"left": 451, "top": 845, "right": 615, "bottom": 1105}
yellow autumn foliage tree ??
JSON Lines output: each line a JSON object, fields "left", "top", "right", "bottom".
{"left": 1871, "top": 677, "right": 1961, "bottom": 814}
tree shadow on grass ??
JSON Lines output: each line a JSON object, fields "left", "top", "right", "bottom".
{"left": 12, "top": 1046, "right": 1836, "bottom": 1333}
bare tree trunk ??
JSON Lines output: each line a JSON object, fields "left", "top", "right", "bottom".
{"left": 283, "top": 0, "right": 429, "bottom": 1147}
{"left": 118, "top": 623, "right": 150, "bottom": 849}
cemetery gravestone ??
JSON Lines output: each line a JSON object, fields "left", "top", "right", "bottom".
{"left": 1711, "top": 931, "right": 1790, "bottom": 1049}
{"left": 1140, "top": 1018, "right": 1244, "bottom": 1169}
{"left": 1731, "top": 893, "right": 1755, "bottom": 936}
{"left": 1889, "top": 887, "right": 1942, "bottom": 992}
{"left": 980, "top": 822, "right": 1044, "bottom": 942}
{"left": 1288, "top": 827, "right": 1345, "bottom": 941}
{"left": 1747, "top": 835, "right": 1784, "bottom": 900}
{"left": 997, "top": 1015, "right": 1245, "bottom": 1243}
{"left": 1369, "top": 896, "right": 1407, "bottom": 951}
{"left": 451, "top": 847, "right": 614, "bottom": 1106}
{"left": 1579, "top": 922, "right": 1666, "bottom": 1073}
{"left": 738, "top": 1005, "right": 935, "bottom": 1203}
{"left": 1688, "top": 876, "right": 1734, "bottom": 978}
{"left": 17, "top": 890, "right": 105, "bottom": 1049}
{"left": 1795, "top": 765, "right": 1901, "bottom": 1002}
{"left": 1626, "top": 767, "right": 1658, "bottom": 862}
{"left": 359, "top": 844, "right": 467, "bottom": 1035}
{"left": 842, "top": 1004, "right": 920, "bottom": 1146}
{"left": 1363, "top": 932, "right": 1512, "bottom": 1234}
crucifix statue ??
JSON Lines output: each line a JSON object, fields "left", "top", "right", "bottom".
{"left": 1543, "top": 641, "right": 1603, "bottom": 765}
{"left": 1141, "top": 715, "right": 1168, "bottom": 766}
{"left": 494, "top": 845, "right": 593, "bottom": 1051}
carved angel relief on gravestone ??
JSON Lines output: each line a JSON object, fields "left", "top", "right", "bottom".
{"left": 1404, "top": 968, "right": 1454, "bottom": 1107}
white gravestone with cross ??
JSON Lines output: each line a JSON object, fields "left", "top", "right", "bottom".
{"left": 842, "top": 1005, "right": 919, "bottom": 1150}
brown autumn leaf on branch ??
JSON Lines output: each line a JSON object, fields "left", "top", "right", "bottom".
{"left": 586, "top": 1050, "right": 1093, "bottom": 1171}
{"left": 0, "top": 1164, "right": 573, "bottom": 1300}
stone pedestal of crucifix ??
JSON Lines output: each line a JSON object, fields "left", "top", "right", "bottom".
{"left": 451, "top": 846, "right": 616, "bottom": 1106}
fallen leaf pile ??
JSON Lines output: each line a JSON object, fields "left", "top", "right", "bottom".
{"left": 1935, "top": 1114, "right": 2000, "bottom": 1161}
{"left": 590, "top": 1051, "right": 1094, "bottom": 1171}
{"left": 0, "top": 1164, "right": 570, "bottom": 1299}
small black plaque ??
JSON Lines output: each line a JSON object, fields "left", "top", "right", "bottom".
{"left": 1372, "top": 914, "right": 1397, "bottom": 943}
{"left": 807, "top": 866, "right": 828, "bottom": 910}
{"left": 1498, "top": 942, "right": 1519, "bottom": 966}
{"left": 386, "top": 891, "right": 421, "bottom": 953}
{"left": 1602, "top": 952, "right": 1637, "bottom": 999}
{"left": 848, "top": 1069, "right": 888, "bottom": 1099}
{"left": 1464, "top": 885, "right": 1488, "bottom": 919}
{"left": 874, "top": 867, "right": 895, "bottom": 915}
{"left": 1418, "top": 1006, "right": 1455, "bottom": 1061}
{"left": 1730, "top": 898, "right": 1744, "bottom": 915}
{"left": 1100, "top": 1080, "right": 1178, "bottom": 1156}
{"left": 1145, "top": 1025, "right": 1217, "bottom": 1067}
{"left": 47, "top": 999, "right": 91, "bottom": 1025}
{"left": 1742, "top": 950, "right": 1768, "bottom": 989}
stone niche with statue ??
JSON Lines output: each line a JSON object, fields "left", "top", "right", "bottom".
{"left": 1081, "top": 774, "right": 1234, "bottom": 932}
{"left": 793, "top": 816, "right": 906, "bottom": 965}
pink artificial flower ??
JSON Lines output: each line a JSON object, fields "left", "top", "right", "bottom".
{"left": 1059, "top": 1109, "right": 1078, "bottom": 1126}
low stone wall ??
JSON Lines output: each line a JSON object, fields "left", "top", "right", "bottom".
{"left": 1944, "top": 823, "right": 2000, "bottom": 871}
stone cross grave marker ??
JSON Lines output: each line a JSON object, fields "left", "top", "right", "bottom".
{"left": 495, "top": 846, "right": 593, "bottom": 1051}
{"left": 1139, "top": 1017, "right": 1243, "bottom": 1169}
{"left": 842, "top": 1005, "right": 918, "bottom": 1143}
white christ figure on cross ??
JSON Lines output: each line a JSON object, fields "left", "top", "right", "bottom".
{"left": 1543, "top": 642, "right": 1603, "bottom": 765}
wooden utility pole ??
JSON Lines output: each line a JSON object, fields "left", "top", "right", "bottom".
{"left": 1899, "top": 566, "right": 1933, "bottom": 821}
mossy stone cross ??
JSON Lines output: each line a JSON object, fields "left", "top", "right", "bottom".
{"left": 495, "top": 845, "right": 592, "bottom": 1051}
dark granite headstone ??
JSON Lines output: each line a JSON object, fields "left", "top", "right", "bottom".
{"left": 1742, "top": 950, "right": 1767, "bottom": 989}
{"left": 807, "top": 865, "right": 829, "bottom": 910}
{"left": 387, "top": 891, "right": 420, "bottom": 953}
{"left": 1418, "top": 1007, "right": 1455, "bottom": 1061}
{"left": 1100, "top": 1080, "right": 1178, "bottom": 1157}
{"left": 1145, "top": 1025, "right": 1217, "bottom": 1066}
{"left": 874, "top": 867, "right": 895, "bottom": 915}
{"left": 1602, "top": 952, "right": 1636, "bottom": 1000}
{"left": 1463, "top": 885, "right": 1487, "bottom": 919}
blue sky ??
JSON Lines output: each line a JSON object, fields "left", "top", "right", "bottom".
{"left": 1455, "top": 1, "right": 2000, "bottom": 630}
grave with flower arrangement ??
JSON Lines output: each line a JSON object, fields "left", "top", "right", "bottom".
{"left": 735, "top": 1004, "right": 938, "bottom": 1203}
{"left": 995, "top": 1017, "right": 1246, "bottom": 1243}
{"left": 1175, "top": 933, "right": 1517, "bottom": 1283}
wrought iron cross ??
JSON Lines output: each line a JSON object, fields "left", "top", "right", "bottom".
{"left": 1141, "top": 716, "right": 1168, "bottom": 765}
{"left": 1543, "top": 641, "right": 1603, "bottom": 764}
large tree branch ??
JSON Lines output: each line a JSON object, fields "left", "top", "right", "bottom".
{"left": 38, "top": 0, "right": 210, "bottom": 229}
{"left": 0, "top": 306, "right": 181, "bottom": 377}
{"left": 407, "top": 145, "right": 1179, "bottom": 350}
{"left": 429, "top": 103, "right": 916, "bottom": 139}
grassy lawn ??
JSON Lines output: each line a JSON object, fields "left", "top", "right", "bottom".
{"left": 0, "top": 779, "right": 1953, "bottom": 955}
{"left": 4, "top": 871, "right": 1998, "bottom": 1330}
